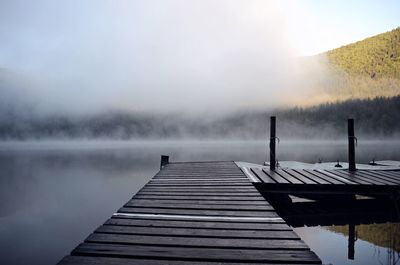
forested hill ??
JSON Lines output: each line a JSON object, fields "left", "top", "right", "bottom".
{"left": 1, "top": 96, "right": 399, "bottom": 140}
{"left": 314, "top": 27, "right": 400, "bottom": 101}
{"left": 326, "top": 27, "right": 400, "bottom": 79}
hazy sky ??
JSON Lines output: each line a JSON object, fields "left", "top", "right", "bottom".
{"left": 0, "top": 0, "right": 399, "bottom": 114}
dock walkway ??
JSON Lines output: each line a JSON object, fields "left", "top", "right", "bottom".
{"left": 58, "top": 161, "right": 321, "bottom": 265}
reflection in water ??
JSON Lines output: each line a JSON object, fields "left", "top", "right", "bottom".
{"left": 0, "top": 140, "right": 400, "bottom": 265}
{"left": 269, "top": 195, "right": 400, "bottom": 265}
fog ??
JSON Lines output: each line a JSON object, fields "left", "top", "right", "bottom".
{"left": 0, "top": 0, "right": 331, "bottom": 116}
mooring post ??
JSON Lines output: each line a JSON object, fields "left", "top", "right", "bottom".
{"left": 160, "top": 155, "right": 169, "bottom": 170}
{"left": 270, "top": 116, "right": 276, "bottom": 170}
{"left": 348, "top": 118, "right": 356, "bottom": 171}
{"left": 348, "top": 224, "right": 356, "bottom": 260}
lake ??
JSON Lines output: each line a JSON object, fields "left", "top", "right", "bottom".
{"left": 1, "top": 140, "right": 400, "bottom": 265}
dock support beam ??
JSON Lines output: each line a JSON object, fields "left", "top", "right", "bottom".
{"left": 270, "top": 116, "right": 276, "bottom": 171}
{"left": 160, "top": 155, "right": 169, "bottom": 169}
{"left": 348, "top": 119, "right": 356, "bottom": 171}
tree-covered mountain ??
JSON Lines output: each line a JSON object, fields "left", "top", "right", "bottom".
{"left": 326, "top": 27, "right": 400, "bottom": 79}
{"left": 312, "top": 27, "right": 400, "bottom": 101}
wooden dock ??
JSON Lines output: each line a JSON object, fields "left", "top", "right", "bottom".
{"left": 58, "top": 161, "right": 322, "bottom": 265}
{"left": 244, "top": 167, "right": 400, "bottom": 197}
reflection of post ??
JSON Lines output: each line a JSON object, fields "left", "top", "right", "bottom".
{"left": 348, "top": 224, "right": 355, "bottom": 260}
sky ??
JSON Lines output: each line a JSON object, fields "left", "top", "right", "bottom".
{"left": 0, "top": 0, "right": 399, "bottom": 115}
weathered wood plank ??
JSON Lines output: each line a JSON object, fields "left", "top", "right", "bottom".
{"left": 292, "top": 169, "right": 331, "bottom": 185}
{"left": 302, "top": 169, "right": 344, "bottom": 185}
{"left": 118, "top": 207, "right": 279, "bottom": 217}
{"left": 125, "top": 200, "right": 274, "bottom": 210}
{"left": 59, "top": 255, "right": 318, "bottom": 265}
{"left": 250, "top": 168, "right": 276, "bottom": 183}
{"left": 308, "top": 170, "right": 354, "bottom": 185}
{"left": 134, "top": 195, "right": 267, "bottom": 200}
{"left": 283, "top": 169, "right": 319, "bottom": 184}
{"left": 85, "top": 233, "right": 305, "bottom": 250}
{"left": 276, "top": 170, "right": 304, "bottom": 184}
{"left": 128, "top": 198, "right": 271, "bottom": 205}
{"left": 95, "top": 225, "right": 300, "bottom": 240}
{"left": 263, "top": 169, "right": 291, "bottom": 184}
{"left": 352, "top": 171, "right": 399, "bottom": 185}
{"left": 358, "top": 170, "right": 400, "bottom": 184}
{"left": 72, "top": 243, "right": 321, "bottom": 263}
{"left": 137, "top": 191, "right": 263, "bottom": 196}
{"left": 325, "top": 170, "right": 375, "bottom": 185}
{"left": 105, "top": 218, "right": 289, "bottom": 229}
{"left": 148, "top": 182, "right": 252, "bottom": 186}
{"left": 140, "top": 188, "right": 257, "bottom": 193}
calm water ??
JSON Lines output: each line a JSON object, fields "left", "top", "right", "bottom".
{"left": 1, "top": 140, "right": 400, "bottom": 265}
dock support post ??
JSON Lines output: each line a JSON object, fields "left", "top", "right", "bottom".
{"left": 160, "top": 155, "right": 169, "bottom": 169}
{"left": 270, "top": 116, "right": 276, "bottom": 170}
{"left": 348, "top": 119, "right": 356, "bottom": 171}
{"left": 348, "top": 224, "right": 356, "bottom": 260}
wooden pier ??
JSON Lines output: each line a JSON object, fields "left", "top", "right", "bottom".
{"left": 58, "top": 161, "right": 322, "bottom": 265}
{"left": 245, "top": 167, "right": 400, "bottom": 197}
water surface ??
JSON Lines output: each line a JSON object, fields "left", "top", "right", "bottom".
{"left": 1, "top": 140, "right": 400, "bottom": 265}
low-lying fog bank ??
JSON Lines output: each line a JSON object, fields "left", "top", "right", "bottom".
{"left": 0, "top": 96, "right": 399, "bottom": 140}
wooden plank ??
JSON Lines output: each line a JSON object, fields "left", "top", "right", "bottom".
{"left": 149, "top": 177, "right": 249, "bottom": 183}
{"left": 105, "top": 218, "right": 289, "bottom": 229}
{"left": 377, "top": 170, "right": 400, "bottom": 178}
{"left": 134, "top": 195, "right": 267, "bottom": 201}
{"left": 59, "top": 255, "right": 318, "bottom": 265}
{"left": 277, "top": 169, "right": 306, "bottom": 184}
{"left": 85, "top": 233, "right": 305, "bottom": 250}
{"left": 118, "top": 207, "right": 279, "bottom": 217}
{"left": 148, "top": 182, "right": 252, "bottom": 186}
{"left": 292, "top": 169, "right": 331, "bottom": 185}
{"left": 125, "top": 200, "right": 274, "bottom": 211}
{"left": 142, "top": 187, "right": 256, "bottom": 191}
{"left": 250, "top": 168, "right": 276, "bottom": 183}
{"left": 328, "top": 170, "right": 381, "bottom": 185}
{"left": 302, "top": 169, "right": 344, "bottom": 185}
{"left": 155, "top": 174, "right": 245, "bottom": 177}
{"left": 360, "top": 170, "right": 400, "bottom": 184}
{"left": 72, "top": 243, "right": 321, "bottom": 263}
{"left": 144, "top": 185, "right": 254, "bottom": 189}
{"left": 112, "top": 213, "right": 284, "bottom": 223}
{"left": 309, "top": 169, "right": 359, "bottom": 185}
{"left": 137, "top": 191, "right": 262, "bottom": 196}
{"left": 352, "top": 171, "right": 399, "bottom": 185}
{"left": 95, "top": 225, "right": 300, "bottom": 239}
{"left": 283, "top": 169, "right": 319, "bottom": 184}
{"left": 128, "top": 199, "right": 271, "bottom": 205}
{"left": 262, "top": 169, "right": 290, "bottom": 184}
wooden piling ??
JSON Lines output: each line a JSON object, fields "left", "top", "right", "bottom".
{"left": 270, "top": 116, "right": 276, "bottom": 171}
{"left": 160, "top": 155, "right": 169, "bottom": 169}
{"left": 348, "top": 119, "right": 356, "bottom": 172}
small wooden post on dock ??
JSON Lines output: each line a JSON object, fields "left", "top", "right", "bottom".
{"left": 160, "top": 155, "right": 169, "bottom": 169}
{"left": 270, "top": 116, "right": 276, "bottom": 170}
{"left": 348, "top": 119, "right": 356, "bottom": 171}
